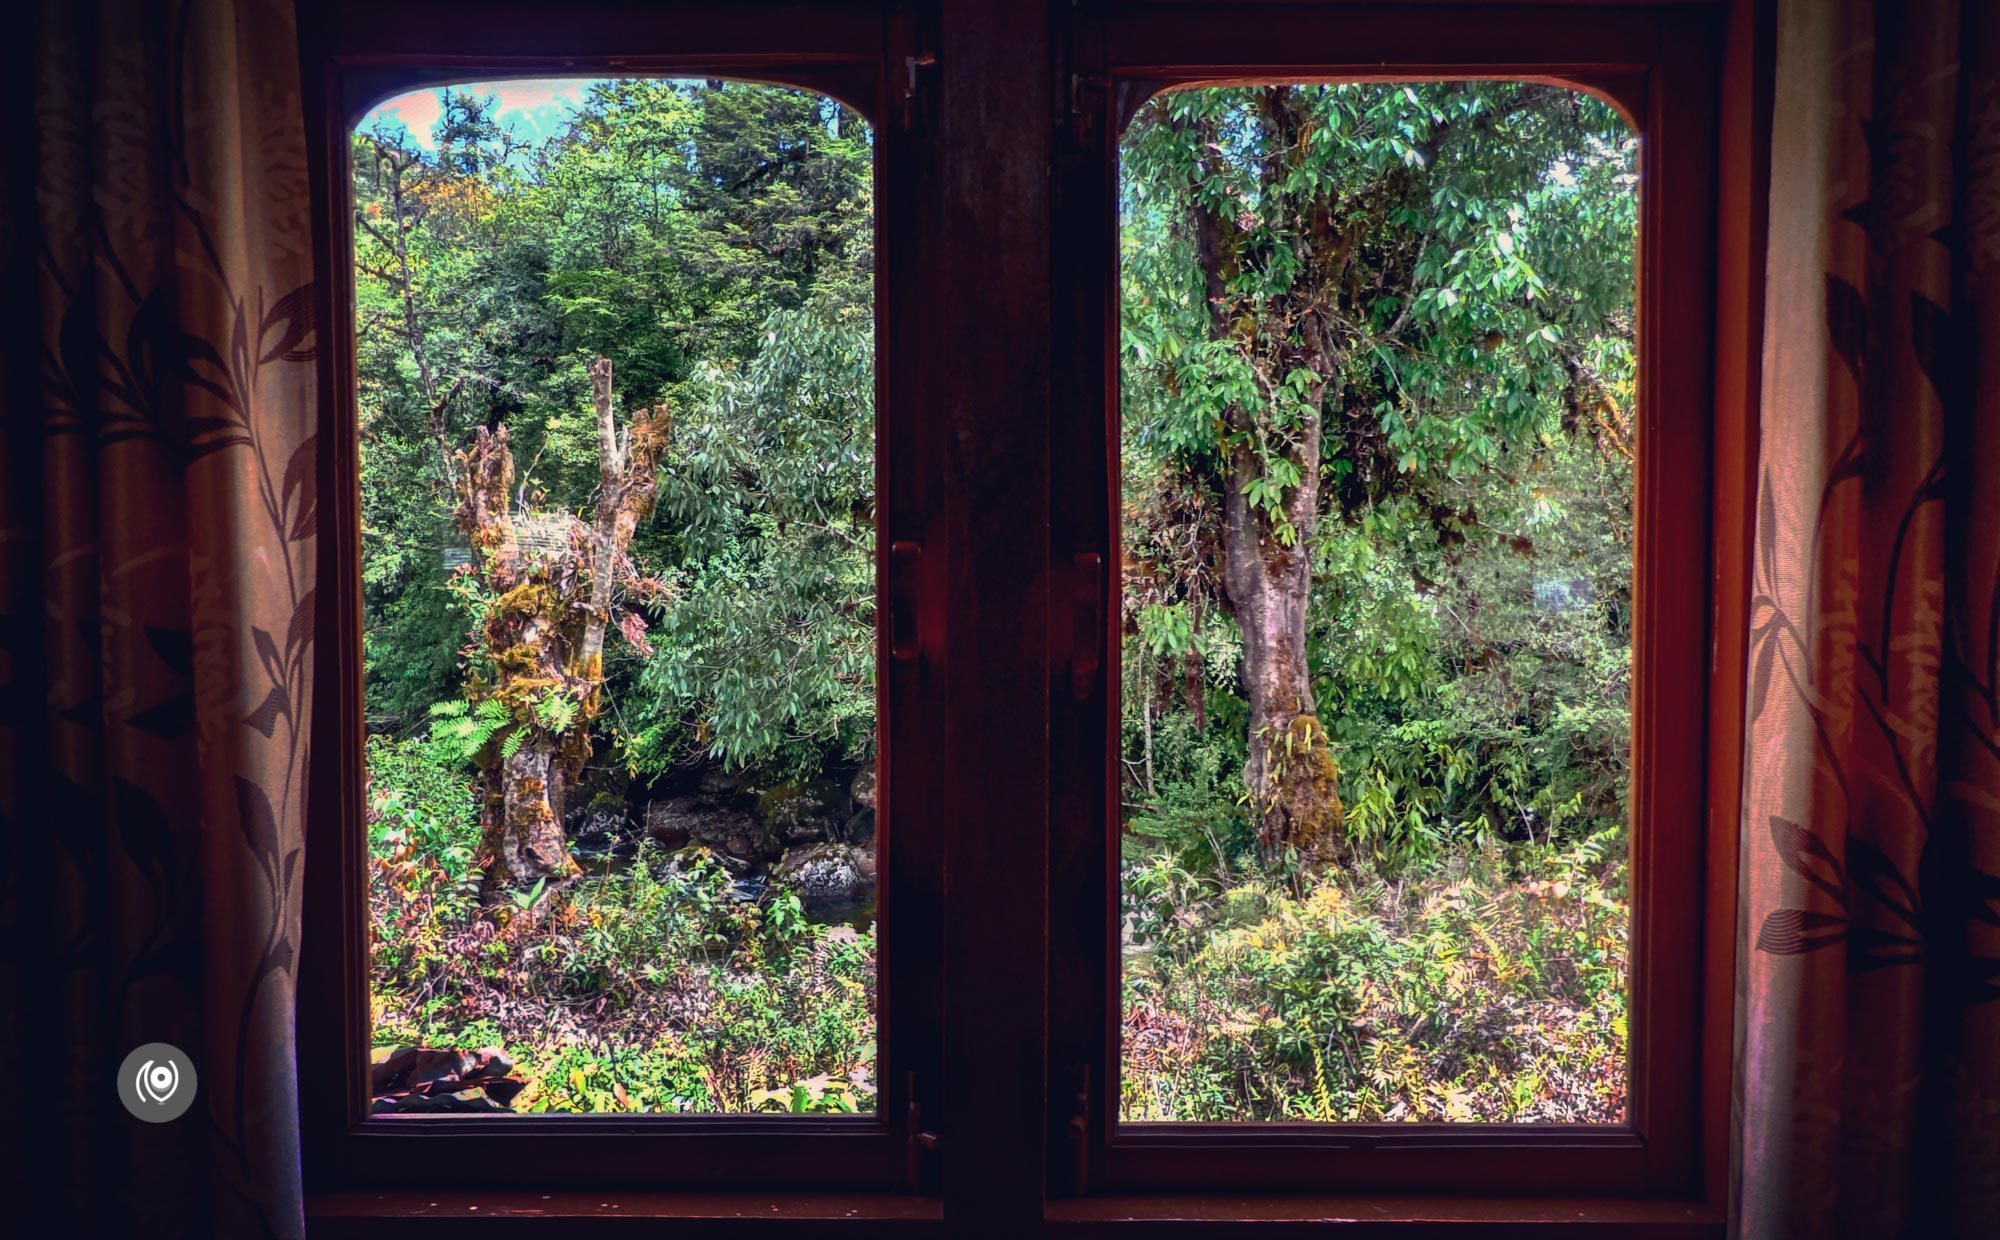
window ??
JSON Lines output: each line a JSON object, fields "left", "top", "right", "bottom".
{"left": 355, "top": 76, "right": 882, "bottom": 1119}
{"left": 301, "top": 0, "right": 1755, "bottom": 1227}
{"left": 302, "top": 4, "right": 943, "bottom": 1195}
{"left": 1048, "top": 1, "right": 1728, "bottom": 1203}
{"left": 1113, "top": 78, "right": 1639, "bottom": 1128}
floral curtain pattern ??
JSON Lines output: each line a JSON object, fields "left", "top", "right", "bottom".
{"left": 0, "top": 1, "right": 315, "bottom": 1235}
{"left": 1737, "top": 0, "right": 2000, "bottom": 1235}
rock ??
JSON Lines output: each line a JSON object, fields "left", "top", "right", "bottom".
{"left": 775, "top": 843, "right": 875, "bottom": 903}
{"left": 404, "top": 1048, "right": 475, "bottom": 1091}
{"left": 369, "top": 1044, "right": 528, "bottom": 1114}
{"left": 369, "top": 1045, "right": 418, "bottom": 1088}
{"left": 570, "top": 807, "right": 628, "bottom": 855}
{"left": 646, "top": 795, "right": 771, "bottom": 858}
{"left": 755, "top": 777, "right": 848, "bottom": 845}
{"left": 845, "top": 809, "right": 875, "bottom": 847}
{"left": 850, "top": 763, "right": 877, "bottom": 812}
{"left": 642, "top": 796, "right": 703, "bottom": 848}
{"left": 380, "top": 1087, "right": 509, "bottom": 1114}
{"left": 698, "top": 767, "right": 742, "bottom": 798}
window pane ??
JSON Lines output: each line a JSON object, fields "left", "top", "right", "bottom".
{"left": 1118, "top": 82, "right": 1636, "bottom": 1123}
{"left": 356, "top": 79, "right": 879, "bottom": 1116}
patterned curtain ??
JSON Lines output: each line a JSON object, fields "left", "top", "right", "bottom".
{"left": 0, "top": 1, "right": 315, "bottom": 1236}
{"left": 1737, "top": 0, "right": 2000, "bottom": 1235}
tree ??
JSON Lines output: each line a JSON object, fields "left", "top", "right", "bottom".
{"left": 629, "top": 293, "right": 876, "bottom": 777}
{"left": 352, "top": 78, "right": 879, "bottom": 829}
{"left": 1121, "top": 82, "right": 1634, "bottom": 865}
{"left": 449, "top": 358, "right": 668, "bottom": 891}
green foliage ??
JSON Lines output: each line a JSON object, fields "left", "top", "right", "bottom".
{"left": 1123, "top": 839, "right": 1627, "bottom": 1123}
{"left": 1119, "top": 81, "right": 1636, "bottom": 876}
{"left": 1116, "top": 82, "right": 1637, "bottom": 1122}
{"left": 359, "top": 76, "right": 881, "bottom": 1120}
{"left": 365, "top": 732, "right": 482, "bottom": 880}
{"left": 1121, "top": 82, "right": 1635, "bottom": 519}
{"left": 369, "top": 840, "right": 877, "bottom": 1114}
{"left": 356, "top": 75, "right": 1642, "bottom": 1127}
{"left": 356, "top": 79, "right": 877, "bottom": 769}
{"left": 628, "top": 294, "right": 876, "bottom": 777}
{"left": 427, "top": 697, "right": 517, "bottom": 761}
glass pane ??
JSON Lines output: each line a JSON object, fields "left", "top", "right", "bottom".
{"left": 356, "top": 79, "right": 879, "bottom": 1115}
{"left": 1118, "top": 82, "right": 1637, "bottom": 1123}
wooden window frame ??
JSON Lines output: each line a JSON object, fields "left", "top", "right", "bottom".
{"left": 297, "top": 0, "right": 948, "bottom": 1199}
{"left": 295, "top": 0, "right": 1771, "bottom": 1232}
{"left": 1046, "top": 0, "right": 1754, "bottom": 1217}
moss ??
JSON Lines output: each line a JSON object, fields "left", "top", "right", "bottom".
{"left": 1277, "top": 714, "right": 1345, "bottom": 866}
{"left": 489, "top": 580, "right": 559, "bottom": 626}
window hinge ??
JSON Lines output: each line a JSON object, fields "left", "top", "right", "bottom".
{"left": 1065, "top": 1062, "right": 1093, "bottom": 1196}
{"left": 900, "top": 51, "right": 937, "bottom": 132}
{"left": 1069, "top": 74, "right": 1107, "bottom": 146}
{"left": 904, "top": 1071, "right": 941, "bottom": 1193}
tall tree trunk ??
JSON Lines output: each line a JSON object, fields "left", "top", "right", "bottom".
{"left": 492, "top": 742, "right": 569, "bottom": 885}
{"left": 1192, "top": 87, "right": 1346, "bottom": 865}
{"left": 1218, "top": 400, "right": 1343, "bottom": 865}
{"left": 356, "top": 140, "right": 459, "bottom": 495}
{"left": 452, "top": 359, "right": 667, "bottom": 896}
{"left": 454, "top": 425, "right": 580, "bottom": 894}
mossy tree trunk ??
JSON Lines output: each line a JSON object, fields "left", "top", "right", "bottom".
{"left": 1189, "top": 88, "right": 1348, "bottom": 865}
{"left": 453, "top": 358, "right": 668, "bottom": 894}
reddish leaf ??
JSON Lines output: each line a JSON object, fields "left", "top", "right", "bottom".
{"left": 1825, "top": 273, "right": 1868, "bottom": 387}
{"left": 259, "top": 281, "right": 318, "bottom": 363}
{"left": 1769, "top": 815, "right": 1847, "bottom": 907}
{"left": 1756, "top": 908, "right": 1847, "bottom": 955}
{"left": 236, "top": 776, "right": 278, "bottom": 863}
{"left": 244, "top": 684, "right": 288, "bottom": 737}
{"left": 287, "top": 588, "right": 316, "bottom": 657}
{"left": 615, "top": 609, "right": 653, "bottom": 657}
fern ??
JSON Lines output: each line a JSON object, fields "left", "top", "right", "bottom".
{"left": 428, "top": 697, "right": 513, "bottom": 763}
{"left": 533, "top": 691, "right": 580, "bottom": 735}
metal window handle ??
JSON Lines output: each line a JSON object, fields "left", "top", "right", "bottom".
{"left": 1071, "top": 551, "right": 1104, "bottom": 699}
{"left": 904, "top": 1071, "right": 940, "bottom": 1193}
{"left": 890, "top": 539, "right": 923, "bottom": 662}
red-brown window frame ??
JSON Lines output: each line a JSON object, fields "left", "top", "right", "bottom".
{"left": 289, "top": 0, "right": 1772, "bottom": 1232}
{"left": 1046, "top": 0, "right": 1750, "bottom": 1214}
{"left": 296, "top": 0, "right": 950, "bottom": 1198}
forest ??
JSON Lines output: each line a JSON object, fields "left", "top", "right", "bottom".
{"left": 357, "top": 77, "right": 1637, "bottom": 1122}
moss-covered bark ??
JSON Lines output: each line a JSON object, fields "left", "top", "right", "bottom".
{"left": 453, "top": 358, "right": 667, "bottom": 894}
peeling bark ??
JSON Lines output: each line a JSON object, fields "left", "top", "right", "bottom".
{"left": 453, "top": 358, "right": 668, "bottom": 895}
{"left": 1219, "top": 399, "right": 1344, "bottom": 866}
{"left": 1192, "top": 88, "right": 1347, "bottom": 865}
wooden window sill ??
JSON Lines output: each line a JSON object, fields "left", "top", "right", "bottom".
{"left": 305, "top": 1192, "right": 944, "bottom": 1235}
{"left": 1043, "top": 1196, "right": 1723, "bottom": 1236}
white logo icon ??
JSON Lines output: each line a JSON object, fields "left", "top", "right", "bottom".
{"left": 136, "top": 1057, "right": 180, "bottom": 1105}
{"left": 118, "top": 1042, "right": 196, "bottom": 1121}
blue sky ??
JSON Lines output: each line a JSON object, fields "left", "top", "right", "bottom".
{"left": 360, "top": 79, "right": 604, "bottom": 149}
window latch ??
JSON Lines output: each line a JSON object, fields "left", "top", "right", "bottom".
{"left": 1066, "top": 1062, "right": 1093, "bottom": 1196}
{"left": 904, "top": 1071, "right": 941, "bottom": 1193}
{"left": 1071, "top": 551, "right": 1104, "bottom": 699}
{"left": 900, "top": 51, "right": 937, "bottom": 131}
{"left": 890, "top": 539, "right": 923, "bottom": 662}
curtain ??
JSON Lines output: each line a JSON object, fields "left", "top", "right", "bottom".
{"left": 1737, "top": 0, "right": 2000, "bottom": 1235}
{"left": 0, "top": 1, "right": 315, "bottom": 1235}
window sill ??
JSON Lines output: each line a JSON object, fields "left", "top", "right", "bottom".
{"left": 1043, "top": 1196, "right": 1723, "bottom": 1236}
{"left": 305, "top": 1191, "right": 944, "bottom": 1235}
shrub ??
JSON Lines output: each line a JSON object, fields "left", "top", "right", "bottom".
{"left": 1122, "top": 835, "right": 1627, "bottom": 1123}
